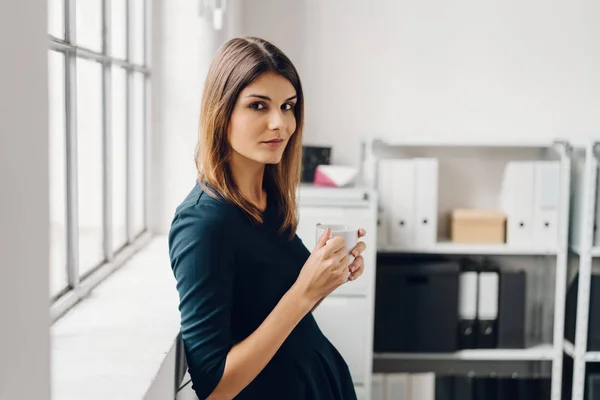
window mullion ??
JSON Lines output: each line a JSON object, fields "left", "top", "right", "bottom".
{"left": 102, "top": 0, "right": 114, "bottom": 261}
{"left": 65, "top": 0, "right": 80, "bottom": 288}
{"left": 125, "top": 0, "right": 134, "bottom": 242}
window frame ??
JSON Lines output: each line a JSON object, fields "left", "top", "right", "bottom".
{"left": 48, "top": 0, "right": 151, "bottom": 321}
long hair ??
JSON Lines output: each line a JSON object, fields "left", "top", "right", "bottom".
{"left": 195, "top": 37, "right": 304, "bottom": 237}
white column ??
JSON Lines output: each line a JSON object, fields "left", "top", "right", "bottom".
{"left": 0, "top": 0, "right": 51, "bottom": 399}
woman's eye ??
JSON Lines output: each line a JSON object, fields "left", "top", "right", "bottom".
{"left": 250, "top": 102, "right": 266, "bottom": 111}
{"left": 282, "top": 103, "right": 295, "bottom": 111}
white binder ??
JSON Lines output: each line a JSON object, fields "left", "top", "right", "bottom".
{"left": 532, "top": 161, "right": 560, "bottom": 248}
{"left": 371, "top": 373, "right": 385, "bottom": 400}
{"left": 409, "top": 373, "right": 435, "bottom": 400}
{"left": 503, "top": 161, "right": 535, "bottom": 246}
{"left": 386, "top": 373, "right": 410, "bottom": 400}
{"left": 478, "top": 271, "right": 499, "bottom": 324}
{"left": 596, "top": 171, "right": 600, "bottom": 247}
{"left": 414, "top": 158, "right": 439, "bottom": 247}
{"left": 377, "top": 160, "right": 393, "bottom": 248}
{"left": 389, "top": 159, "right": 416, "bottom": 247}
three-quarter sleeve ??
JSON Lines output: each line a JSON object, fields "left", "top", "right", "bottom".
{"left": 168, "top": 205, "right": 235, "bottom": 399}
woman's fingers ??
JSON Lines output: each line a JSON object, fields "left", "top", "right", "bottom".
{"left": 351, "top": 241, "right": 367, "bottom": 258}
{"left": 348, "top": 256, "right": 364, "bottom": 281}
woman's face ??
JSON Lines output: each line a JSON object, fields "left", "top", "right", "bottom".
{"left": 228, "top": 71, "right": 297, "bottom": 166}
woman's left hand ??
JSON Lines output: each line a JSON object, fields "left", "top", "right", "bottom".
{"left": 348, "top": 229, "right": 367, "bottom": 281}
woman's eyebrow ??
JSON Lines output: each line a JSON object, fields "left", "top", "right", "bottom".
{"left": 245, "top": 94, "right": 297, "bottom": 102}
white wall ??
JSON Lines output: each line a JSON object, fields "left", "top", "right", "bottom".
{"left": 149, "top": 0, "right": 244, "bottom": 234}
{"left": 243, "top": 0, "right": 600, "bottom": 166}
{"left": 0, "top": 0, "right": 51, "bottom": 399}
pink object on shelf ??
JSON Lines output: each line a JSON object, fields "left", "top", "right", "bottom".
{"left": 313, "top": 165, "right": 359, "bottom": 187}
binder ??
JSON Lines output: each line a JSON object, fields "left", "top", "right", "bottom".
{"left": 496, "top": 377, "right": 519, "bottom": 399}
{"left": 532, "top": 161, "right": 560, "bottom": 248}
{"left": 477, "top": 271, "right": 499, "bottom": 348}
{"left": 377, "top": 208, "right": 389, "bottom": 249}
{"left": 503, "top": 162, "right": 535, "bottom": 246}
{"left": 389, "top": 159, "right": 416, "bottom": 247}
{"left": 595, "top": 173, "right": 600, "bottom": 247}
{"left": 410, "top": 373, "right": 435, "bottom": 400}
{"left": 517, "top": 378, "right": 538, "bottom": 399}
{"left": 371, "top": 373, "right": 385, "bottom": 400}
{"left": 386, "top": 373, "right": 410, "bottom": 400}
{"left": 414, "top": 158, "right": 439, "bottom": 247}
{"left": 473, "top": 377, "right": 497, "bottom": 400}
{"left": 453, "top": 376, "right": 474, "bottom": 400}
{"left": 434, "top": 376, "right": 454, "bottom": 400}
{"left": 457, "top": 271, "right": 478, "bottom": 349}
{"left": 497, "top": 271, "right": 526, "bottom": 348}
{"left": 377, "top": 160, "right": 394, "bottom": 248}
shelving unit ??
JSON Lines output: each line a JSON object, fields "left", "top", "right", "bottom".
{"left": 362, "top": 137, "right": 573, "bottom": 400}
{"left": 566, "top": 141, "right": 600, "bottom": 400}
{"left": 379, "top": 241, "right": 558, "bottom": 256}
{"left": 375, "top": 345, "right": 554, "bottom": 362}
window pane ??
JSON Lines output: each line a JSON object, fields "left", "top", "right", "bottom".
{"left": 131, "top": 72, "right": 145, "bottom": 235}
{"left": 76, "top": 59, "right": 104, "bottom": 276}
{"left": 111, "top": 0, "right": 126, "bottom": 58}
{"left": 48, "top": 0, "right": 64, "bottom": 39}
{"left": 130, "top": 0, "right": 145, "bottom": 64}
{"left": 48, "top": 51, "right": 68, "bottom": 297}
{"left": 112, "top": 67, "right": 127, "bottom": 251}
{"left": 76, "top": 0, "right": 103, "bottom": 52}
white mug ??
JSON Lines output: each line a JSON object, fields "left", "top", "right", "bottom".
{"left": 315, "top": 224, "right": 358, "bottom": 265}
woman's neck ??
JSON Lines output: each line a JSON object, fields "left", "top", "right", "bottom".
{"left": 229, "top": 151, "right": 267, "bottom": 208}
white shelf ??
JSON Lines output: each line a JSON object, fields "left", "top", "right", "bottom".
{"left": 569, "top": 245, "right": 600, "bottom": 258}
{"left": 370, "top": 138, "right": 556, "bottom": 149}
{"left": 379, "top": 241, "right": 558, "bottom": 256}
{"left": 585, "top": 352, "right": 600, "bottom": 362}
{"left": 373, "top": 344, "right": 554, "bottom": 361}
{"left": 564, "top": 340, "right": 575, "bottom": 358}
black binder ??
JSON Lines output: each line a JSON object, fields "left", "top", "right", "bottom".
{"left": 374, "top": 260, "right": 460, "bottom": 353}
{"left": 497, "top": 271, "right": 526, "bottom": 348}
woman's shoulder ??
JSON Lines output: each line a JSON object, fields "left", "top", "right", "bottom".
{"left": 171, "top": 181, "right": 238, "bottom": 233}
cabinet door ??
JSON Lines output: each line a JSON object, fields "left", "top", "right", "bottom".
{"left": 312, "top": 296, "right": 370, "bottom": 385}
{"left": 297, "top": 205, "right": 375, "bottom": 296}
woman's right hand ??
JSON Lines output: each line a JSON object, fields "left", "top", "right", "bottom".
{"left": 293, "top": 227, "right": 351, "bottom": 306}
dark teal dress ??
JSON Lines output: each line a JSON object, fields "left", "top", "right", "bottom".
{"left": 168, "top": 181, "right": 357, "bottom": 400}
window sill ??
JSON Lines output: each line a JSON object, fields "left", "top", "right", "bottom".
{"left": 51, "top": 236, "right": 181, "bottom": 400}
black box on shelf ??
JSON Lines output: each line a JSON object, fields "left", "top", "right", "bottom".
{"left": 374, "top": 259, "right": 460, "bottom": 353}
{"left": 565, "top": 273, "right": 600, "bottom": 351}
{"left": 301, "top": 145, "right": 331, "bottom": 183}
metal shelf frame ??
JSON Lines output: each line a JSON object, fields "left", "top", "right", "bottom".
{"left": 360, "top": 137, "right": 573, "bottom": 400}
{"left": 569, "top": 141, "right": 600, "bottom": 400}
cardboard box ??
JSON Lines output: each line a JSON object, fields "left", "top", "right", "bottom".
{"left": 451, "top": 209, "right": 507, "bottom": 244}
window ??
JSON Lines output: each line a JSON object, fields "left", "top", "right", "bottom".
{"left": 48, "top": 0, "right": 150, "bottom": 318}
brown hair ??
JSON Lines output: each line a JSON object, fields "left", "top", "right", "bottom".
{"left": 195, "top": 37, "right": 304, "bottom": 237}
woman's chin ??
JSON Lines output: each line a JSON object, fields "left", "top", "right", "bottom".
{"left": 255, "top": 152, "right": 284, "bottom": 165}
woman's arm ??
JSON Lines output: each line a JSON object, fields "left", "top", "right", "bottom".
{"left": 207, "top": 284, "right": 312, "bottom": 399}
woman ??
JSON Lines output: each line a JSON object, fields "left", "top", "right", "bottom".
{"left": 168, "top": 37, "right": 367, "bottom": 400}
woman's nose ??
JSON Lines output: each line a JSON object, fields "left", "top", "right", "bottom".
{"left": 267, "top": 109, "right": 285, "bottom": 131}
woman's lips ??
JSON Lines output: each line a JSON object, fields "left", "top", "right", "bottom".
{"left": 261, "top": 138, "right": 284, "bottom": 148}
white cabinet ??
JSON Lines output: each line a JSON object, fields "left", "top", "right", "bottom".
{"left": 298, "top": 187, "right": 377, "bottom": 400}
{"left": 312, "top": 294, "right": 370, "bottom": 385}
{"left": 296, "top": 205, "right": 375, "bottom": 297}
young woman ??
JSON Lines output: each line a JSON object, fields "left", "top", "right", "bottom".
{"left": 168, "top": 36, "right": 367, "bottom": 400}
